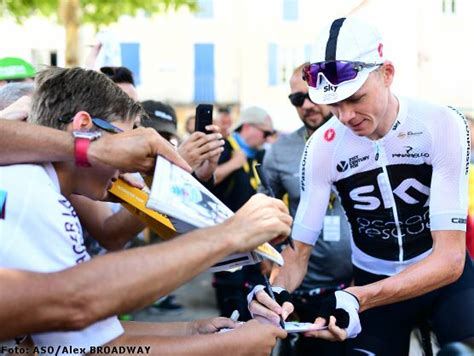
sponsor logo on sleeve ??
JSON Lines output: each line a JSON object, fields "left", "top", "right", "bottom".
{"left": 300, "top": 142, "right": 310, "bottom": 192}
{"left": 324, "top": 128, "right": 336, "bottom": 142}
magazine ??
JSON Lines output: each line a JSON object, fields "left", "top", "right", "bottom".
{"left": 146, "top": 156, "right": 284, "bottom": 272}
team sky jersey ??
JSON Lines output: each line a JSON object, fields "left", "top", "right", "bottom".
{"left": 0, "top": 163, "right": 123, "bottom": 354}
{"left": 293, "top": 97, "right": 470, "bottom": 276}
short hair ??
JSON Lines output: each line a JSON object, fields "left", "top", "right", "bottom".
{"left": 100, "top": 66, "right": 135, "bottom": 86}
{"left": 218, "top": 106, "right": 231, "bottom": 114}
{"left": 28, "top": 67, "right": 142, "bottom": 130}
{"left": 0, "top": 82, "right": 35, "bottom": 110}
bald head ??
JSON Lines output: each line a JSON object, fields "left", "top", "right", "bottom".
{"left": 289, "top": 63, "right": 331, "bottom": 134}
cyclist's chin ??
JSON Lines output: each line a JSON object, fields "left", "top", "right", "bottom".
{"left": 349, "top": 119, "right": 372, "bottom": 136}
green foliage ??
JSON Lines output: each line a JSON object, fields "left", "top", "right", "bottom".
{"left": 1, "top": 0, "right": 198, "bottom": 26}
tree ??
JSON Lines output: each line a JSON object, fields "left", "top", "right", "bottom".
{"left": 1, "top": 0, "right": 198, "bottom": 66}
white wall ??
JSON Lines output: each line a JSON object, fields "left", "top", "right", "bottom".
{"left": 1, "top": 0, "right": 473, "bottom": 131}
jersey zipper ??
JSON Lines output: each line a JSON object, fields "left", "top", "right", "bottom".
{"left": 373, "top": 140, "right": 404, "bottom": 262}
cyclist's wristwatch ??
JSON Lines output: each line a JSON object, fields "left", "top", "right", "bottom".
{"left": 73, "top": 131, "right": 102, "bottom": 167}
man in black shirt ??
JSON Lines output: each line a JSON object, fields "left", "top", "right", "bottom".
{"left": 212, "top": 106, "right": 275, "bottom": 320}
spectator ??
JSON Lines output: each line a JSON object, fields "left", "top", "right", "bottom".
{"left": 0, "top": 67, "right": 290, "bottom": 353}
{"left": 249, "top": 17, "right": 474, "bottom": 355}
{"left": 184, "top": 114, "right": 196, "bottom": 138}
{"left": 100, "top": 66, "right": 138, "bottom": 101}
{"left": 0, "top": 57, "right": 36, "bottom": 86}
{"left": 211, "top": 106, "right": 275, "bottom": 320}
{"left": 142, "top": 100, "right": 180, "bottom": 146}
{"left": 215, "top": 106, "right": 233, "bottom": 138}
{"left": 0, "top": 82, "right": 34, "bottom": 110}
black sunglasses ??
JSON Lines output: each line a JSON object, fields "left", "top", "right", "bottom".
{"left": 251, "top": 124, "right": 274, "bottom": 138}
{"left": 288, "top": 91, "right": 312, "bottom": 107}
{"left": 58, "top": 116, "right": 123, "bottom": 134}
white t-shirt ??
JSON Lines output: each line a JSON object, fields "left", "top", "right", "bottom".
{"left": 293, "top": 97, "right": 469, "bottom": 276}
{"left": 0, "top": 163, "right": 123, "bottom": 354}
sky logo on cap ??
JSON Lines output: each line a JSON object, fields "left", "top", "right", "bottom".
{"left": 0, "top": 190, "right": 7, "bottom": 220}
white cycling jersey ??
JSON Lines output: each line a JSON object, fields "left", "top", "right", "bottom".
{"left": 293, "top": 96, "right": 470, "bottom": 276}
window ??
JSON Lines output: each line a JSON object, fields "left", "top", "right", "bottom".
{"left": 120, "top": 43, "right": 141, "bottom": 85}
{"left": 442, "top": 0, "right": 456, "bottom": 14}
{"left": 283, "top": 0, "right": 298, "bottom": 21}
{"left": 268, "top": 43, "right": 278, "bottom": 86}
{"left": 196, "top": 0, "right": 213, "bottom": 18}
{"left": 304, "top": 44, "right": 312, "bottom": 62}
{"left": 194, "top": 43, "right": 215, "bottom": 103}
{"left": 269, "top": 44, "right": 308, "bottom": 86}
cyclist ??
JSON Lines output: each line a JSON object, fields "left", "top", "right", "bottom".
{"left": 248, "top": 17, "right": 474, "bottom": 355}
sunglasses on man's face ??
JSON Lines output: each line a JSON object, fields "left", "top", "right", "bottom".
{"left": 302, "top": 61, "right": 382, "bottom": 88}
{"left": 251, "top": 125, "right": 274, "bottom": 138}
{"left": 58, "top": 116, "right": 124, "bottom": 134}
{"left": 288, "top": 92, "right": 312, "bottom": 107}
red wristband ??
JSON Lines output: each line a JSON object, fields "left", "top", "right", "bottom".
{"left": 74, "top": 137, "right": 91, "bottom": 167}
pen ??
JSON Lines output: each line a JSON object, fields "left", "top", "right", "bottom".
{"left": 255, "top": 164, "right": 295, "bottom": 250}
{"left": 263, "top": 274, "right": 286, "bottom": 329}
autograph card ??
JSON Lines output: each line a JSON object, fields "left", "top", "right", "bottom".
{"left": 284, "top": 322, "right": 328, "bottom": 333}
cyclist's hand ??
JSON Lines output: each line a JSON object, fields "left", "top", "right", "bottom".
{"left": 304, "top": 290, "right": 361, "bottom": 340}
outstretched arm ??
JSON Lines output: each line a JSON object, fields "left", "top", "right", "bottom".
{"left": 0, "top": 194, "right": 291, "bottom": 340}
{"left": 0, "top": 120, "right": 191, "bottom": 174}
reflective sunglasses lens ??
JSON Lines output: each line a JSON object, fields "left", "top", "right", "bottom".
{"left": 92, "top": 118, "right": 123, "bottom": 134}
{"left": 303, "top": 61, "right": 359, "bottom": 88}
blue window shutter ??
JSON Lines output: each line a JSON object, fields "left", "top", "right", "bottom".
{"left": 268, "top": 43, "right": 278, "bottom": 86}
{"left": 304, "top": 44, "right": 312, "bottom": 62}
{"left": 194, "top": 43, "right": 215, "bottom": 103}
{"left": 120, "top": 43, "right": 140, "bottom": 85}
{"left": 283, "top": 0, "right": 298, "bottom": 21}
{"left": 196, "top": 0, "right": 213, "bottom": 18}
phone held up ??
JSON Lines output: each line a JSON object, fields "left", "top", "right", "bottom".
{"left": 195, "top": 104, "right": 213, "bottom": 134}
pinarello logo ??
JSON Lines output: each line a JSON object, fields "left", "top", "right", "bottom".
{"left": 378, "top": 43, "right": 384, "bottom": 58}
{"left": 324, "top": 128, "right": 335, "bottom": 142}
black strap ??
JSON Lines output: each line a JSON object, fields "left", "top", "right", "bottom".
{"left": 263, "top": 286, "right": 292, "bottom": 305}
{"left": 317, "top": 292, "right": 350, "bottom": 328}
{"left": 325, "top": 18, "right": 346, "bottom": 61}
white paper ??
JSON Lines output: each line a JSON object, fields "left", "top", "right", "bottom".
{"left": 146, "top": 156, "right": 282, "bottom": 272}
{"left": 284, "top": 322, "right": 328, "bottom": 333}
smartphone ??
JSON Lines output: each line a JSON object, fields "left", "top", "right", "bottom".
{"left": 195, "top": 104, "right": 213, "bottom": 134}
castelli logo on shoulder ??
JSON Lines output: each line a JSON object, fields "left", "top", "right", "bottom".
{"left": 324, "top": 128, "right": 335, "bottom": 142}
{"left": 378, "top": 43, "right": 384, "bottom": 58}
